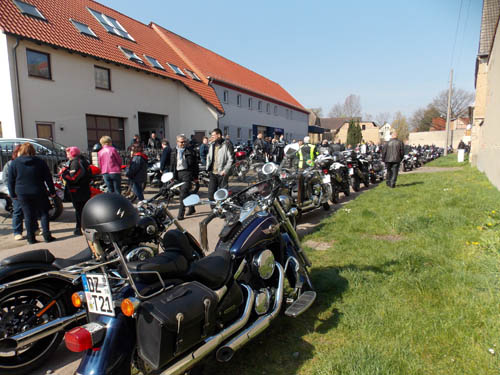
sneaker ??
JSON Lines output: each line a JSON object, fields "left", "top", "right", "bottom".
{"left": 14, "top": 234, "right": 23, "bottom": 241}
{"left": 35, "top": 229, "right": 42, "bottom": 236}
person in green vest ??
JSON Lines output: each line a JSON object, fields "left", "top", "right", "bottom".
{"left": 296, "top": 136, "right": 318, "bottom": 169}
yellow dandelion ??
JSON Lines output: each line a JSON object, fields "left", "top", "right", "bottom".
{"left": 466, "top": 241, "right": 470, "bottom": 245}
{"left": 492, "top": 210, "right": 496, "bottom": 214}
{"left": 487, "top": 223, "right": 493, "bottom": 227}
{"left": 472, "top": 242, "right": 480, "bottom": 245}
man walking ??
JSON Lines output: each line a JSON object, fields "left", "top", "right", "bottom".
{"left": 206, "top": 128, "right": 234, "bottom": 202}
{"left": 170, "top": 135, "right": 198, "bottom": 220}
{"left": 382, "top": 132, "right": 404, "bottom": 188}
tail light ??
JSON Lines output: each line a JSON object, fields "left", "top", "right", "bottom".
{"left": 347, "top": 163, "right": 353, "bottom": 168}
{"left": 65, "top": 322, "right": 106, "bottom": 352}
{"left": 323, "top": 169, "right": 329, "bottom": 174}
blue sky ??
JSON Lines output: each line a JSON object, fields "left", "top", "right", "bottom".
{"left": 100, "top": 0, "right": 482, "bottom": 120}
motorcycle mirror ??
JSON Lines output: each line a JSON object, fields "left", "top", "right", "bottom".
{"left": 183, "top": 194, "right": 201, "bottom": 207}
{"left": 284, "top": 143, "right": 299, "bottom": 155}
{"left": 161, "top": 172, "right": 174, "bottom": 183}
{"left": 262, "top": 162, "right": 278, "bottom": 176}
{"left": 214, "top": 188, "right": 229, "bottom": 201}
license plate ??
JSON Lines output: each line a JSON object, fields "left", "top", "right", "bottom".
{"left": 349, "top": 168, "right": 354, "bottom": 175}
{"left": 322, "top": 175, "right": 331, "bottom": 183}
{"left": 82, "top": 273, "right": 115, "bottom": 316}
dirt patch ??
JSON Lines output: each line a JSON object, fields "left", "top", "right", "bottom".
{"left": 406, "top": 167, "right": 463, "bottom": 174}
{"left": 370, "top": 234, "right": 404, "bottom": 242}
{"left": 303, "top": 240, "right": 333, "bottom": 250}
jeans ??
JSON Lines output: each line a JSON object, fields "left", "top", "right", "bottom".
{"left": 131, "top": 180, "right": 144, "bottom": 202}
{"left": 73, "top": 200, "right": 87, "bottom": 230}
{"left": 18, "top": 195, "right": 49, "bottom": 240}
{"left": 12, "top": 198, "right": 23, "bottom": 235}
{"left": 103, "top": 173, "right": 121, "bottom": 194}
{"left": 177, "top": 170, "right": 194, "bottom": 216}
{"left": 208, "top": 172, "right": 229, "bottom": 202}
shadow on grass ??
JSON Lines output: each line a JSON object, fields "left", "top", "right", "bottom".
{"left": 397, "top": 181, "right": 424, "bottom": 187}
{"left": 203, "top": 266, "right": 348, "bottom": 374}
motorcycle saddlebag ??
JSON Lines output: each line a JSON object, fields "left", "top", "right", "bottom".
{"left": 136, "top": 281, "right": 218, "bottom": 370}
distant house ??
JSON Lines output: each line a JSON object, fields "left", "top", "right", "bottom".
{"left": 430, "top": 118, "right": 446, "bottom": 131}
{"left": 378, "top": 123, "right": 392, "bottom": 142}
{"left": 450, "top": 117, "right": 470, "bottom": 130}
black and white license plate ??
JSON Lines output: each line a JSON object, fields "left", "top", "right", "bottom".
{"left": 349, "top": 168, "right": 354, "bottom": 175}
{"left": 82, "top": 273, "right": 115, "bottom": 316}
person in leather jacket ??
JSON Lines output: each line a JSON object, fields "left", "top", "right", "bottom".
{"left": 206, "top": 128, "right": 234, "bottom": 202}
{"left": 382, "top": 132, "right": 405, "bottom": 188}
{"left": 170, "top": 135, "right": 199, "bottom": 220}
{"left": 253, "top": 132, "right": 266, "bottom": 162}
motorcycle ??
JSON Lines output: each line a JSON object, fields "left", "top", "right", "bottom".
{"left": 147, "top": 160, "right": 162, "bottom": 187}
{"left": 315, "top": 152, "right": 351, "bottom": 204}
{"left": 63, "top": 162, "right": 315, "bottom": 375}
{"left": 366, "top": 152, "right": 385, "bottom": 183}
{"left": 343, "top": 151, "right": 370, "bottom": 192}
{"left": 402, "top": 154, "right": 414, "bottom": 172}
{"left": 229, "top": 145, "right": 250, "bottom": 182}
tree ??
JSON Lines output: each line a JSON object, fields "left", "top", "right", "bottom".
{"left": 431, "top": 87, "right": 474, "bottom": 119}
{"left": 346, "top": 119, "right": 362, "bottom": 146}
{"left": 309, "top": 107, "right": 323, "bottom": 117}
{"left": 392, "top": 112, "right": 409, "bottom": 141}
{"left": 375, "top": 112, "right": 391, "bottom": 126}
{"left": 328, "top": 94, "right": 362, "bottom": 119}
{"left": 410, "top": 105, "right": 441, "bottom": 132}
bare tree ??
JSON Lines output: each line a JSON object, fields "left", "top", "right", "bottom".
{"left": 409, "top": 105, "right": 441, "bottom": 132}
{"left": 392, "top": 111, "right": 410, "bottom": 141}
{"left": 364, "top": 113, "right": 373, "bottom": 121}
{"left": 328, "top": 103, "right": 345, "bottom": 118}
{"left": 375, "top": 112, "right": 391, "bottom": 126}
{"left": 309, "top": 107, "right": 323, "bottom": 117}
{"left": 432, "top": 87, "right": 474, "bottom": 119}
{"left": 328, "top": 94, "right": 362, "bottom": 119}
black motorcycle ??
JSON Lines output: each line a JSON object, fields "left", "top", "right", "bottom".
{"left": 315, "top": 152, "right": 350, "bottom": 203}
{"left": 343, "top": 151, "right": 370, "bottom": 192}
{"left": 62, "top": 162, "right": 315, "bottom": 375}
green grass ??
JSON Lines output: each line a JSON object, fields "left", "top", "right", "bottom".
{"left": 426, "top": 153, "right": 469, "bottom": 167}
{"left": 213, "top": 164, "right": 500, "bottom": 375}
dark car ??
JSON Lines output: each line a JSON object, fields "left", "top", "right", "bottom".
{"left": 0, "top": 138, "right": 67, "bottom": 174}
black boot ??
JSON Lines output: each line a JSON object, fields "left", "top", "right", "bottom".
{"left": 27, "top": 235, "right": 38, "bottom": 244}
{"left": 74, "top": 228, "right": 82, "bottom": 236}
{"left": 177, "top": 207, "right": 185, "bottom": 221}
{"left": 187, "top": 206, "right": 196, "bottom": 216}
{"left": 43, "top": 232, "right": 56, "bottom": 243}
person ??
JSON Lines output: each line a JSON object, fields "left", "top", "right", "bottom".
{"left": 126, "top": 144, "right": 148, "bottom": 202}
{"left": 206, "top": 128, "right": 234, "bottom": 202}
{"left": 458, "top": 140, "right": 466, "bottom": 150}
{"left": 170, "top": 135, "right": 199, "bottom": 220}
{"left": 98, "top": 136, "right": 122, "bottom": 194}
{"left": 271, "top": 137, "right": 285, "bottom": 163}
{"left": 159, "top": 139, "right": 171, "bottom": 173}
{"left": 382, "top": 132, "right": 405, "bottom": 188}
{"left": 147, "top": 131, "right": 161, "bottom": 150}
{"left": 7, "top": 142, "right": 56, "bottom": 244}
{"left": 61, "top": 147, "right": 91, "bottom": 235}
{"left": 199, "top": 136, "right": 209, "bottom": 166}
{"left": 318, "top": 139, "right": 332, "bottom": 155}
{"left": 129, "top": 134, "right": 143, "bottom": 149}
{"left": 297, "top": 136, "right": 318, "bottom": 169}
{"left": 253, "top": 132, "right": 266, "bottom": 162}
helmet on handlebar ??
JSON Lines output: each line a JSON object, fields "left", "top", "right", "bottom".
{"left": 82, "top": 193, "right": 139, "bottom": 233}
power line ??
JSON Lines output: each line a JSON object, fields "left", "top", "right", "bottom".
{"left": 450, "top": 0, "right": 464, "bottom": 70}
{"left": 454, "top": 0, "right": 472, "bottom": 82}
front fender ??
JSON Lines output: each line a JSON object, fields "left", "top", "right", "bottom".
{"left": 281, "top": 233, "right": 309, "bottom": 290}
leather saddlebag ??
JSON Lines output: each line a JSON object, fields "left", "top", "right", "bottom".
{"left": 136, "top": 281, "right": 218, "bottom": 370}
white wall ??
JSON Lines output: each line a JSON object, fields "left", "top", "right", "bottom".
{"left": 0, "top": 33, "right": 19, "bottom": 138}
{"left": 3, "top": 36, "right": 218, "bottom": 149}
{"left": 213, "top": 84, "right": 308, "bottom": 144}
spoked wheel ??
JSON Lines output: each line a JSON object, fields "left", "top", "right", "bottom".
{"left": 0, "top": 285, "right": 67, "bottom": 375}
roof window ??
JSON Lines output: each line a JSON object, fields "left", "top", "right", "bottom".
{"left": 185, "top": 69, "right": 201, "bottom": 81}
{"left": 118, "top": 46, "right": 143, "bottom": 64}
{"left": 167, "top": 63, "right": 186, "bottom": 76}
{"left": 70, "top": 19, "right": 98, "bottom": 38}
{"left": 13, "top": 0, "right": 46, "bottom": 20}
{"left": 88, "top": 8, "right": 134, "bottom": 41}
{"left": 145, "top": 55, "right": 164, "bottom": 70}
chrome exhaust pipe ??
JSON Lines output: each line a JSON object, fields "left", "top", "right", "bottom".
{"left": 0, "top": 309, "right": 86, "bottom": 352}
{"left": 216, "top": 262, "right": 284, "bottom": 362}
{"left": 160, "top": 284, "right": 254, "bottom": 375}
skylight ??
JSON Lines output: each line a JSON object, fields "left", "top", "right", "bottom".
{"left": 144, "top": 55, "right": 164, "bottom": 70}
{"left": 13, "top": 0, "right": 46, "bottom": 20}
{"left": 118, "top": 46, "right": 143, "bottom": 64}
{"left": 70, "top": 19, "right": 97, "bottom": 38}
{"left": 185, "top": 69, "right": 201, "bottom": 81}
{"left": 88, "top": 8, "right": 135, "bottom": 41}
{"left": 167, "top": 63, "right": 185, "bottom": 76}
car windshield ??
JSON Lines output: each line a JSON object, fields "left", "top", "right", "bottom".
{"left": 34, "top": 139, "right": 67, "bottom": 153}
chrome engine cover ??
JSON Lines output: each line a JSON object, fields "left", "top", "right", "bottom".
{"left": 254, "top": 288, "right": 271, "bottom": 315}
{"left": 252, "top": 249, "right": 275, "bottom": 280}
{"left": 125, "top": 245, "right": 156, "bottom": 262}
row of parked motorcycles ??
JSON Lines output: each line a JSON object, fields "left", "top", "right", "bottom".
{"left": 401, "top": 147, "right": 444, "bottom": 172}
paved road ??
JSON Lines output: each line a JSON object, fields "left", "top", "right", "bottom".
{"left": 0, "top": 180, "right": 373, "bottom": 375}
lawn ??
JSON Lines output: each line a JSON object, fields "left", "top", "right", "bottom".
{"left": 426, "top": 152, "right": 469, "bottom": 167}
{"left": 214, "top": 163, "right": 500, "bottom": 375}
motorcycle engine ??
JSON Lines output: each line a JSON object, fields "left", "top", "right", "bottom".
{"left": 125, "top": 245, "right": 156, "bottom": 262}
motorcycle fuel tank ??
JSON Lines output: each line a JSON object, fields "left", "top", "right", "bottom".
{"left": 229, "top": 213, "right": 280, "bottom": 257}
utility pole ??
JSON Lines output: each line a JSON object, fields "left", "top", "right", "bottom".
{"left": 444, "top": 69, "right": 453, "bottom": 156}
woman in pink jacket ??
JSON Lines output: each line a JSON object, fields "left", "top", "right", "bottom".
{"left": 97, "top": 136, "right": 122, "bottom": 194}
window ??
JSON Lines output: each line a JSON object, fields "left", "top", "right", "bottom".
{"left": 94, "top": 66, "right": 111, "bottom": 90}
{"left": 362, "top": 124, "right": 366, "bottom": 130}
{"left": 223, "top": 127, "right": 229, "bottom": 136}
{"left": 70, "top": 19, "right": 97, "bottom": 38}
{"left": 266, "top": 103, "right": 270, "bottom": 114}
{"left": 237, "top": 94, "right": 242, "bottom": 107}
{"left": 274, "top": 105, "right": 278, "bottom": 115}
{"left": 248, "top": 129, "right": 252, "bottom": 139}
{"left": 88, "top": 8, "right": 134, "bottom": 41}
{"left": 258, "top": 101, "right": 262, "bottom": 112}
{"left": 290, "top": 110, "right": 293, "bottom": 120}
{"left": 118, "top": 46, "right": 143, "bottom": 64}
{"left": 285, "top": 109, "right": 289, "bottom": 119}
{"left": 13, "top": 0, "right": 46, "bottom": 20}
{"left": 167, "top": 63, "right": 186, "bottom": 76}
{"left": 185, "top": 69, "right": 201, "bottom": 81}
{"left": 26, "top": 49, "right": 51, "bottom": 79}
{"left": 248, "top": 98, "right": 253, "bottom": 110}
{"left": 86, "top": 115, "right": 125, "bottom": 150}
{"left": 144, "top": 55, "right": 164, "bottom": 70}
{"left": 237, "top": 128, "right": 241, "bottom": 139}
{"left": 223, "top": 90, "right": 229, "bottom": 103}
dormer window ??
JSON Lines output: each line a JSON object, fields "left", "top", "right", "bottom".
{"left": 167, "top": 63, "right": 185, "bottom": 76}
{"left": 144, "top": 55, "right": 164, "bottom": 70}
{"left": 88, "top": 8, "right": 134, "bottom": 41}
{"left": 118, "top": 46, "right": 143, "bottom": 64}
{"left": 185, "top": 69, "right": 201, "bottom": 81}
{"left": 70, "top": 19, "right": 98, "bottom": 38}
{"left": 13, "top": 0, "right": 46, "bottom": 20}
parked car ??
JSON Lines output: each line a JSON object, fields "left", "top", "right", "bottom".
{"left": 0, "top": 138, "right": 67, "bottom": 174}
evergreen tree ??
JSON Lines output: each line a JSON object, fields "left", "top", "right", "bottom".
{"left": 355, "top": 121, "right": 363, "bottom": 145}
{"left": 346, "top": 119, "right": 357, "bottom": 147}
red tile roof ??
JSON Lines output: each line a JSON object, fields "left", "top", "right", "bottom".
{"left": 430, "top": 117, "right": 446, "bottom": 131}
{"left": 0, "top": 0, "right": 307, "bottom": 115}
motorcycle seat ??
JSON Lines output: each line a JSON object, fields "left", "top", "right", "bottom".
{"left": 128, "top": 250, "right": 189, "bottom": 283}
{"left": 52, "top": 248, "right": 93, "bottom": 269}
{"left": 162, "top": 230, "right": 199, "bottom": 261}
{"left": 0, "top": 249, "right": 54, "bottom": 266}
{"left": 186, "top": 250, "right": 231, "bottom": 290}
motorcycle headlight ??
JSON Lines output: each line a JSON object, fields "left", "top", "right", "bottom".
{"left": 278, "top": 195, "right": 292, "bottom": 212}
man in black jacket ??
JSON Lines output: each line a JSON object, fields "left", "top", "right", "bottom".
{"left": 170, "top": 135, "right": 199, "bottom": 220}
{"left": 159, "top": 139, "right": 171, "bottom": 172}
{"left": 382, "top": 132, "right": 405, "bottom": 188}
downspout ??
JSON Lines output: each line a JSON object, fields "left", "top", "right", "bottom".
{"left": 208, "top": 76, "right": 225, "bottom": 129}
{"left": 12, "top": 37, "right": 24, "bottom": 137}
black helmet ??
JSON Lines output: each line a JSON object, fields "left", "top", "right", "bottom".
{"left": 92, "top": 143, "right": 102, "bottom": 152}
{"left": 82, "top": 193, "right": 139, "bottom": 233}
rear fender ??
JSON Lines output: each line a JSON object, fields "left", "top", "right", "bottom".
{"left": 0, "top": 263, "right": 58, "bottom": 284}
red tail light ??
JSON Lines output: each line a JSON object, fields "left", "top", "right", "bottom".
{"left": 323, "top": 169, "right": 329, "bottom": 174}
{"left": 347, "top": 163, "right": 353, "bottom": 168}
{"left": 64, "top": 322, "right": 106, "bottom": 352}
